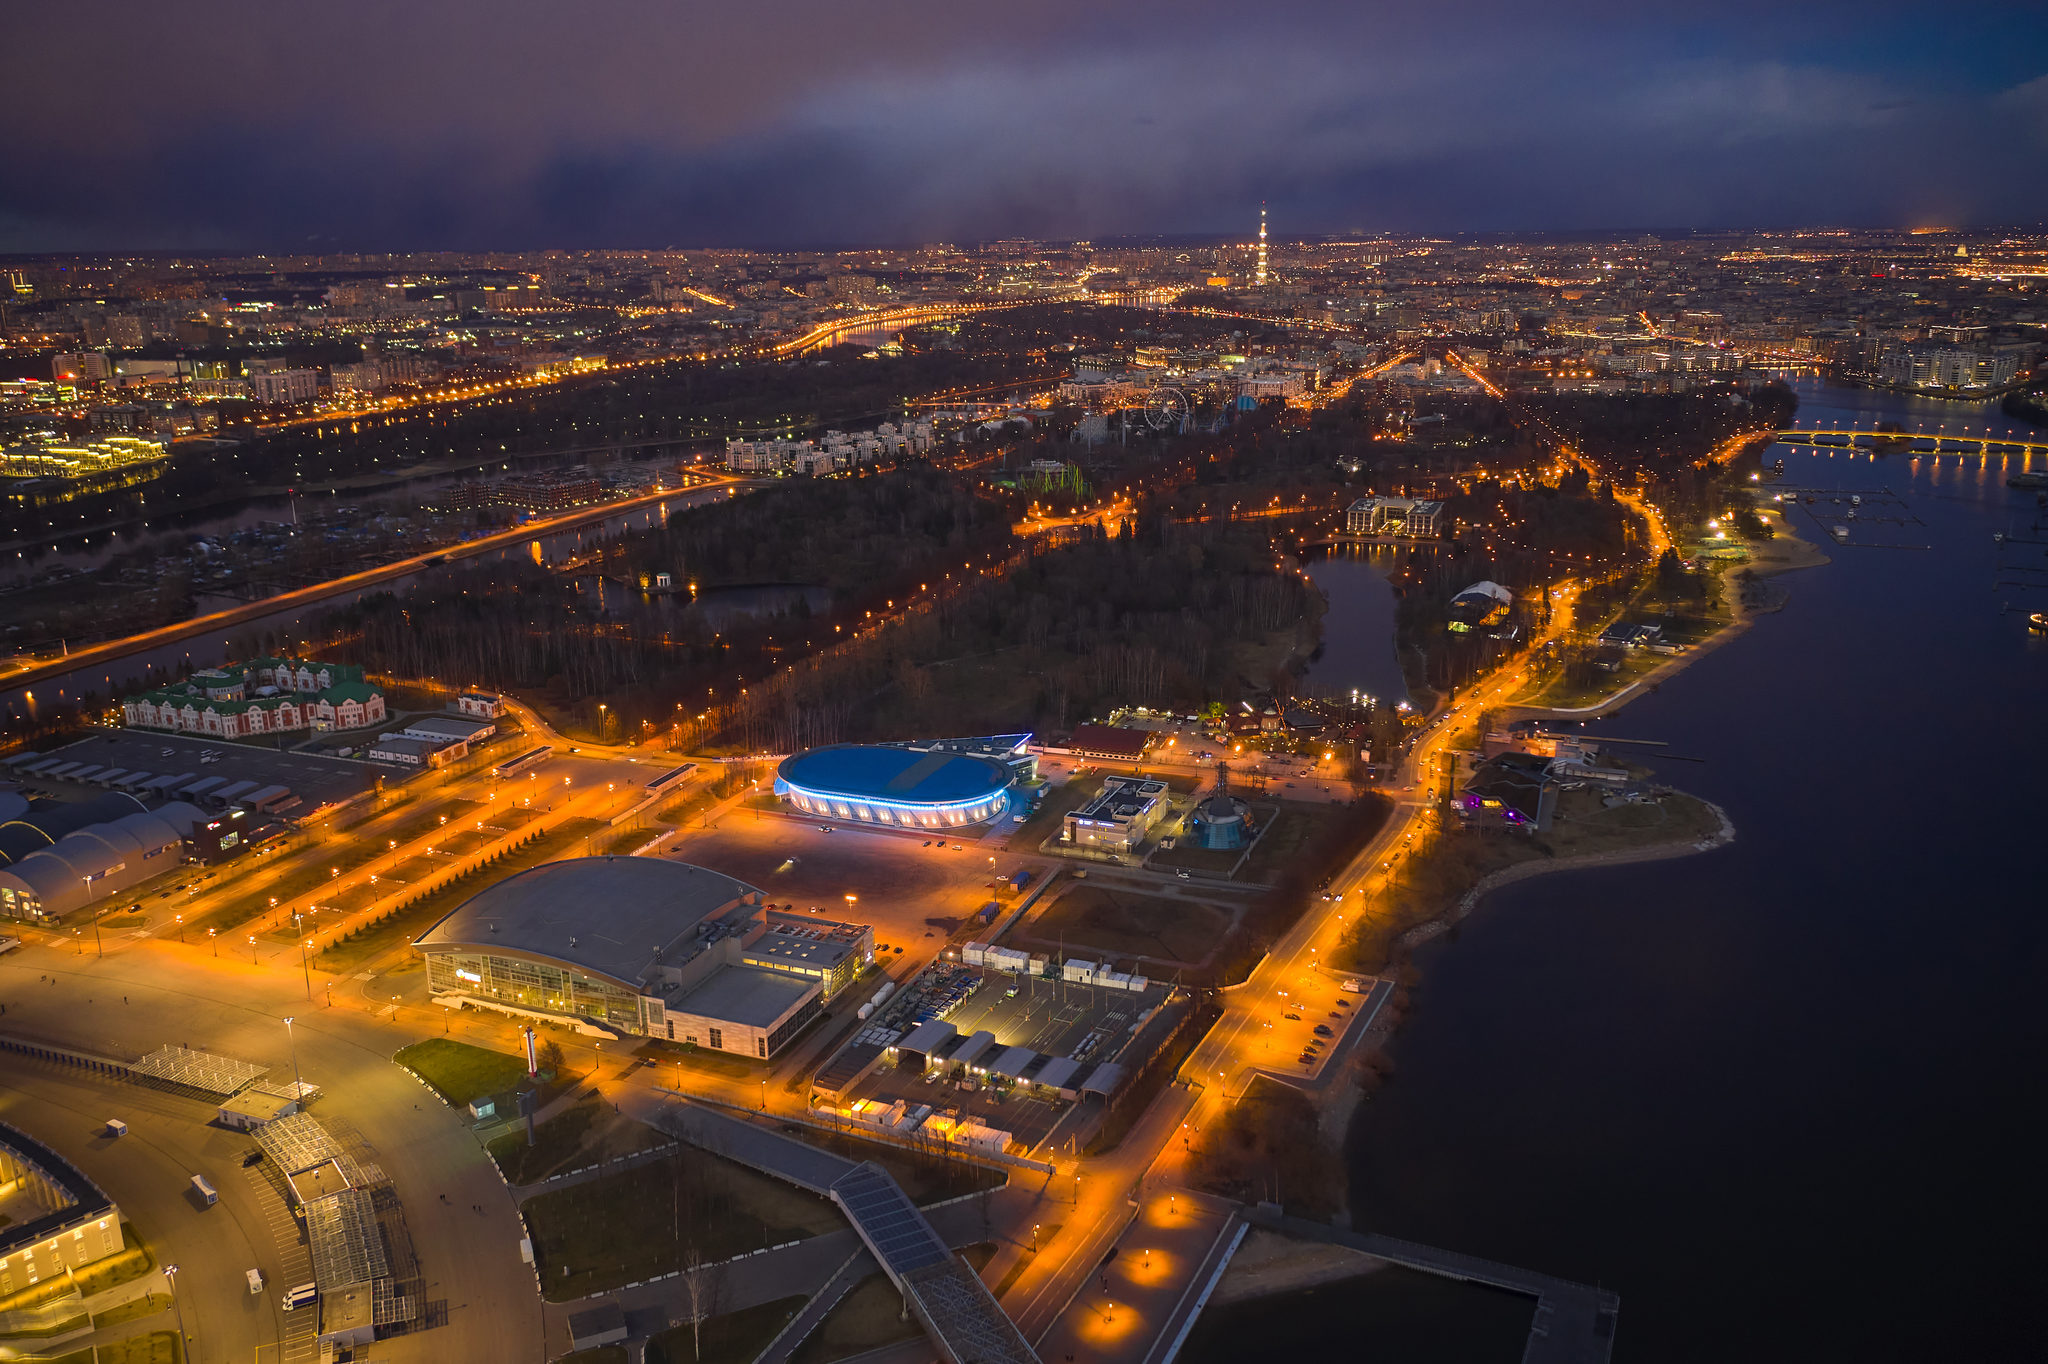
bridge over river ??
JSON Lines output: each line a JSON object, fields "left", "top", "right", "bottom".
{"left": 1772, "top": 427, "right": 2048, "bottom": 461}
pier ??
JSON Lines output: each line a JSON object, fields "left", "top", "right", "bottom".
{"left": 1243, "top": 1206, "right": 1620, "bottom": 1364}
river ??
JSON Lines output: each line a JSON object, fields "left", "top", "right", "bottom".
{"left": 1, "top": 486, "right": 730, "bottom": 725}
{"left": 1184, "top": 376, "right": 2048, "bottom": 1361}
{"left": 1299, "top": 548, "right": 1410, "bottom": 707}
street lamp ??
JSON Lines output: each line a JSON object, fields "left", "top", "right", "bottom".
{"left": 208, "top": 927, "right": 217, "bottom": 957}
{"left": 164, "top": 1264, "right": 193, "bottom": 1364}
{"left": 283, "top": 1016, "right": 304, "bottom": 1105}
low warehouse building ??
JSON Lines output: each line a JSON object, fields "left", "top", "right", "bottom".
{"left": 415, "top": 858, "right": 873, "bottom": 1058}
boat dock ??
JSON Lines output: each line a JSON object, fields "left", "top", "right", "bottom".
{"left": 1243, "top": 1206, "right": 1620, "bottom": 1364}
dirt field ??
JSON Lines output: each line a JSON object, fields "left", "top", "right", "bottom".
{"left": 1019, "top": 885, "right": 1235, "bottom": 967}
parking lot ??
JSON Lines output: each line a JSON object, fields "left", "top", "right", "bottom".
{"left": 942, "top": 971, "right": 1168, "bottom": 1066}
{"left": 26, "top": 730, "right": 388, "bottom": 815}
{"left": 841, "top": 962, "right": 1176, "bottom": 1150}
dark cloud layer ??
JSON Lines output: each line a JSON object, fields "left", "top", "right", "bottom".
{"left": 3, "top": 1, "right": 2045, "bottom": 251}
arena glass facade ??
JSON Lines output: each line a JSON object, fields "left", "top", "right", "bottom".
{"left": 423, "top": 949, "right": 651, "bottom": 1035}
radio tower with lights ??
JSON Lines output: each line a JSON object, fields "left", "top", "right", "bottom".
{"left": 1255, "top": 204, "right": 1269, "bottom": 287}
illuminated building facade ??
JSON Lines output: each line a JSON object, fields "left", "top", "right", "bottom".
{"left": 416, "top": 857, "right": 873, "bottom": 1056}
{"left": 774, "top": 736, "right": 1030, "bottom": 829}
{"left": 0, "top": 1121, "right": 125, "bottom": 1296}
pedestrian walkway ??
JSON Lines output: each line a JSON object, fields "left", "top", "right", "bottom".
{"left": 1244, "top": 1207, "right": 1619, "bottom": 1364}
{"left": 747, "top": 1250, "right": 873, "bottom": 1364}
{"left": 645, "top": 1097, "right": 857, "bottom": 1194}
{"left": 831, "top": 1162, "right": 1039, "bottom": 1364}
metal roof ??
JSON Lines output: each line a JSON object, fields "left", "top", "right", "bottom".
{"left": 130, "top": 1044, "right": 268, "bottom": 1097}
{"left": 777, "top": 744, "right": 1011, "bottom": 806}
{"left": 831, "top": 1163, "right": 948, "bottom": 1276}
{"left": 667, "top": 965, "right": 818, "bottom": 1029}
{"left": 414, "top": 857, "right": 759, "bottom": 992}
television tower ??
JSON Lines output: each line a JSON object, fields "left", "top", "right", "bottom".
{"left": 1255, "top": 204, "right": 1268, "bottom": 287}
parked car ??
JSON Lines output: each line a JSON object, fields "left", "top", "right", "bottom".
{"left": 1313, "top": 1024, "right": 1333, "bottom": 1037}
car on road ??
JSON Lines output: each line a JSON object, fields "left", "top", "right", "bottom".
{"left": 1175, "top": 868, "right": 1191, "bottom": 880}
{"left": 1313, "top": 1024, "right": 1333, "bottom": 1036}
{"left": 1283, "top": 1012, "right": 1301, "bottom": 1020}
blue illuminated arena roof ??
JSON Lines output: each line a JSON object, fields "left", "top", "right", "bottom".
{"left": 777, "top": 744, "right": 1012, "bottom": 807}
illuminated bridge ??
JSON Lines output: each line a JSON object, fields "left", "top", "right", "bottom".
{"left": 766, "top": 287, "right": 1185, "bottom": 357}
{"left": 1772, "top": 428, "right": 2048, "bottom": 460}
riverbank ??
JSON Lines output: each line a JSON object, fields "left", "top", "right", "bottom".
{"left": 1395, "top": 797, "right": 1736, "bottom": 955}
{"left": 1504, "top": 509, "right": 1829, "bottom": 722}
{"left": 1299, "top": 377, "right": 2048, "bottom": 1359}
{"left": 1206, "top": 1228, "right": 1382, "bottom": 1306}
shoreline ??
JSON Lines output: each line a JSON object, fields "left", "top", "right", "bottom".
{"left": 1200, "top": 510, "right": 1820, "bottom": 1311}
{"left": 1396, "top": 798, "right": 1737, "bottom": 954}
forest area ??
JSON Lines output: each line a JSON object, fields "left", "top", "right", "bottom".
{"left": 313, "top": 467, "right": 1325, "bottom": 750}
{"left": 311, "top": 467, "right": 1017, "bottom": 741}
{"left": 708, "top": 512, "right": 1326, "bottom": 754}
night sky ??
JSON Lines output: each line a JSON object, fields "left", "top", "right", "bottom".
{"left": 5, "top": 1, "right": 2047, "bottom": 252}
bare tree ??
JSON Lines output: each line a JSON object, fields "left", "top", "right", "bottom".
{"left": 679, "top": 1244, "right": 724, "bottom": 1360}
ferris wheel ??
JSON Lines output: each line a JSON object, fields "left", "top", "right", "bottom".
{"left": 1144, "top": 386, "right": 1191, "bottom": 433}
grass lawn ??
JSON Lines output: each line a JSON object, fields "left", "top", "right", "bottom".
{"left": 395, "top": 1038, "right": 531, "bottom": 1107}
{"left": 588, "top": 826, "right": 651, "bottom": 858}
{"left": 315, "top": 816, "right": 605, "bottom": 970}
{"left": 796, "top": 1130, "right": 1004, "bottom": 1206}
{"left": 791, "top": 1247, "right": 993, "bottom": 1364}
{"left": 1022, "top": 886, "right": 1232, "bottom": 967}
{"left": 647, "top": 1296, "right": 806, "bottom": 1364}
{"left": 1146, "top": 840, "right": 1246, "bottom": 877}
{"left": 1239, "top": 802, "right": 1346, "bottom": 883}
{"left": 487, "top": 1099, "right": 669, "bottom": 1186}
{"left": 522, "top": 1147, "right": 846, "bottom": 1302}
{"left": 790, "top": 1272, "right": 915, "bottom": 1363}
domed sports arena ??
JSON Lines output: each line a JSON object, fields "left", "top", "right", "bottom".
{"left": 774, "top": 735, "right": 1033, "bottom": 830}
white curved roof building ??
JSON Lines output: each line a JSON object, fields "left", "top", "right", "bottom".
{"left": 0, "top": 800, "right": 205, "bottom": 922}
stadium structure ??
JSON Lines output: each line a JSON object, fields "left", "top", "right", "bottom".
{"left": 415, "top": 857, "right": 873, "bottom": 1057}
{"left": 774, "top": 735, "right": 1034, "bottom": 830}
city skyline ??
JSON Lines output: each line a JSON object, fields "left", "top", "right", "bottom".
{"left": 4, "top": 1, "right": 2048, "bottom": 253}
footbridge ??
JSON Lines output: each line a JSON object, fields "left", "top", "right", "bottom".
{"left": 652, "top": 1099, "right": 1039, "bottom": 1364}
{"left": 1772, "top": 428, "right": 2048, "bottom": 460}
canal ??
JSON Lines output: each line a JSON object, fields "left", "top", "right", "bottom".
{"left": 1187, "top": 377, "right": 2048, "bottom": 1360}
{"left": 2, "top": 485, "right": 732, "bottom": 725}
